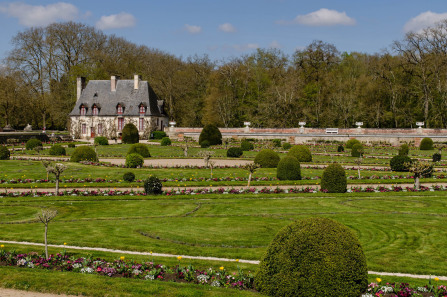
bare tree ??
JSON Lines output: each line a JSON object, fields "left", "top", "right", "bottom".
{"left": 243, "top": 163, "right": 260, "bottom": 187}
{"left": 354, "top": 157, "right": 363, "bottom": 179}
{"left": 198, "top": 151, "right": 214, "bottom": 168}
{"left": 405, "top": 160, "right": 433, "bottom": 190}
{"left": 209, "top": 161, "right": 216, "bottom": 178}
{"left": 37, "top": 208, "right": 58, "bottom": 259}
{"left": 42, "top": 161, "right": 67, "bottom": 195}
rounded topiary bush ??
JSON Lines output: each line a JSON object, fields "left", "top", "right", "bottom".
{"left": 68, "top": 143, "right": 76, "bottom": 148}
{"left": 144, "top": 176, "right": 163, "bottom": 195}
{"left": 390, "top": 155, "right": 412, "bottom": 172}
{"left": 26, "top": 138, "right": 42, "bottom": 150}
{"left": 351, "top": 143, "right": 364, "bottom": 157}
{"left": 152, "top": 131, "right": 166, "bottom": 139}
{"left": 160, "top": 137, "right": 172, "bottom": 146}
{"left": 123, "top": 172, "right": 136, "bottom": 182}
{"left": 94, "top": 136, "right": 109, "bottom": 145}
{"left": 433, "top": 152, "right": 442, "bottom": 162}
{"left": 227, "top": 147, "right": 243, "bottom": 158}
{"left": 70, "top": 146, "right": 98, "bottom": 162}
{"left": 320, "top": 163, "right": 347, "bottom": 193}
{"left": 241, "top": 140, "right": 254, "bottom": 151}
{"left": 200, "top": 140, "right": 210, "bottom": 148}
{"left": 282, "top": 142, "right": 292, "bottom": 150}
{"left": 122, "top": 123, "right": 139, "bottom": 144}
{"left": 125, "top": 153, "right": 144, "bottom": 168}
{"left": 254, "top": 149, "right": 280, "bottom": 168}
{"left": 420, "top": 138, "right": 434, "bottom": 150}
{"left": 199, "top": 124, "right": 222, "bottom": 146}
{"left": 346, "top": 138, "right": 360, "bottom": 149}
{"left": 255, "top": 217, "right": 368, "bottom": 297}
{"left": 272, "top": 139, "right": 282, "bottom": 147}
{"left": 337, "top": 145, "right": 344, "bottom": 152}
{"left": 276, "top": 156, "right": 301, "bottom": 180}
{"left": 0, "top": 146, "right": 10, "bottom": 160}
{"left": 288, "top": 145, "right": 312, "bottom": 162}
{"left": 127, "top": 143, "right": 151, "bottom": 158}
{"left": 49, "top": 144, "right": 66, "bottom": 156}
{"left": 398, "top": 143, "right": 409, "bottom": 156}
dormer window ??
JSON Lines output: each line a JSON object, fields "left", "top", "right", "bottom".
{"left": 80, "top": 105, "right": 86, "bottom": 116}
{"left": 92, "top": 105, "right": 99, "bottom": 116}
{"left": 117, "top": 104, "right": 123, "bottom": 115}
{"left": 139, "top": 105, "right": 146, "bottom": 115}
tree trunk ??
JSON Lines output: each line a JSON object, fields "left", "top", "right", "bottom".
{"left": 55, "top": 178, "right": 59, "bottom": 196}
{"left": 358, "top": 167, "right": 361, "bottom": 179}
{"left": 247, "top": 173, "right": 252, "bottom": 187}
{"left": 414, "top": 176, "right": 420, "bottom": 191}
{"left": 44, "top": 224, "right": 48, "bottom": 259}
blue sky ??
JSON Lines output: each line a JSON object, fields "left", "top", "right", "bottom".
{"left": 0, "top": 0, "right": 447, "bottom": 61}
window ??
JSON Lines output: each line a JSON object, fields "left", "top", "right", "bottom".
{"left": 80, "top": 105, "right": 86, "bottom": 116}
{"left": 139, "top": 105, "right": 145, "bottom": 115}
{"left": 139, "top": 118, "right": 144, "bottom": 131}
{"left": 98, "top": 123, "right": 102, "bottom": 135}
{"left": 117, "top": 104, "right": 123, "bottom": 115}
{"left": 118, "top": 118, "right": 124, "bottom": 131}
{"left": 92, "top": 106, "right": 98, "bottom": 116}
{"left": 82, "top": 123, "right": 86, "bottom": 134}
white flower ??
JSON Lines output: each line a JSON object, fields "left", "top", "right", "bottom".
{"left": 211, "top": 280, "right": 221, "bottom": 287}
{"left": 17, "top": 259, "right": 27, "bottom": 266}
{"left": 145, "top": 274, "right": 155, "bottom": 280}
{"left": 80, "top": 267, "right": 94, "bottom": 273}
{"left": 197, "top": 274, "right": 209, "bottom": 284}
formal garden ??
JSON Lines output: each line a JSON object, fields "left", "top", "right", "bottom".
{"left": 1, "top": 125, "right": 447, "bottom": 296}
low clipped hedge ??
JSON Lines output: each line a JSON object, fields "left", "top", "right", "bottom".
{"left": 390, "top": 155, "right": 412, "bottom": 172}
{"left": 256, "top": 217, "right": 368, "bottom": 297}
{"left": 122, "top": 123, "right": 139, "bottom": 144}
{"left": 144, "top": 176, "right": 163, "bottom": 195}
{"left": 351, "top": 143, "right": 364, "bottom": 157}
{"left": 282, "top": 142, "right": 292, "bottom": 150}
{"left": 26, "top": 138, "right": 42, "bottom": 150}
{"left": 70, "top": 146, "right": 98, "bottom": 162}
{"left": 241, "top": 140, "right": 254, "bottom": 151}
{"left": 254, "top": 149, "right": 280, "bottom": 168}
{"left": 276, "top": 156, "right": 301, "bottom": 180}
{"left": 433, "top": 153, "right": 442, "bottom": 162}
{"left": 0, "top": 146, "right": 10, "bottom": 160}
{"left": 200, "top": 140, "right": 210, "bottom": 148}
{"left": 346, "top": 138, "right": 360, "bottom": 149}
{"left": 49, "top": 144, "right": 66, "bottom": 156}
{"left": 337, "top": 145, "right": 344, "bottom": 152}
{"left": 127, "top": 143, "right": 151, "bottom": 158}
{"left": 288, "top": 145, "right": 312, "bottom": 162}
{"left": 398, "top": 143, "right": 409, "bottom": 156}
{"left": 272, "top": 139, "right": 282, "bottom": 147}
{"left": 94, "top": 136, "right": 109, "bottom": 145}
{"left": 419, "top": 138, "right": 434, "bottom": 150}
{"left": 227, "top": 147, "right": 243, "bottom": 158}
{"left": 152, "top": 131, "right": 166, "bottom": 139}
{"left": 320, "top": 163, "right": 347, "bottom": 193}
{"left": 123, "top": 172, "right": 136, "bottom": 182}
{"left": 160, "top": 137, "right": 172, "bottom": 146}
{"left": 125, "top": 153, "right": 144, "bottom": 168}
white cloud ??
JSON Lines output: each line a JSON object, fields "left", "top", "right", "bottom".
{"left": 279, "top": 8, "right": 356, "bottom": 26}
{"left": 218, "top": 23, "right": 236, "bottom": 33}
{"left": 233, "top": 43, "right": 259, "bottom": 51}
{"left": 269, "top": 40, "right": 281, "bottom": 49}
{"left": 184, "top": 24, "right": 202, "bottom": 34}
{"left": 96, "top": 12, "right": 136, "bottom": 30}
{"left": 404, "top": 11, "right": 447, "bottom": 33}
{"left": 0, "top": 2, "right": 78, "bottom": 27}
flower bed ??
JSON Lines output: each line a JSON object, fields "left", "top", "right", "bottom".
{"left": 362, "top": 279, "right": 447, "bottom": 297}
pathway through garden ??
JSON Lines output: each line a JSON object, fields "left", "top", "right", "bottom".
{"left": 0, "top": 288, "right": 77, "bottom": 297}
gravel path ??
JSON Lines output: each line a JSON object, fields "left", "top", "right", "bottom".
{"left": 0, "top": 288, "right": 76, "bottom": 297}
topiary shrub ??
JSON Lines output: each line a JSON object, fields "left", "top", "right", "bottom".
{"left": 398, "top": 143, "right": 409, "bottom": 156}
{"left": 272, "top": 139, "right": 281, "bottom": 147}
{"left": 122, "top": 123, "right": 139, "bottom": 144}
{"left": 390, "top": 155, "right": 412, "bottom": 172}
{"left": 276, "top": 156, "right": 301, "bottom": 180}
{"left": 346, "top": 138, "right": 360, "bottom": 149}
{"left": 351, "top": 143, "right": 364, "bottom": 157}
{"left": 49, "top": 144, "right": 66, "bottom": 156}
{"left": 127, "top": 143, "right": 151, "bottom": 158}
{"left": 152, "top": 131, "right": 166, "bottom": 139}
{"left": 26, "top": 138, "right": 42, "bottom": 150}
{"left": 199, "top": 124, "right": 222, "bottom": 146}
{"left": 241, "top": 140, "right": 254, "bottom": 151}
{"left": 160, "top": 137, "right": 172, "bottom": 146}
{"left": 255, "top": 217, "right": 368, "bottom": 297}
{"left": 68, "top": 143, "right": 76, "bottom": 148}
{"left": 70, "top": 146, "right": 98, "bottom": 162}
{"left": 123, "top": 172, "right": 136, "bottom": 182}
{"left": 0, "top": 146, "right": 10, "bottom": 160}
{"left": 200, "top": 140, "right": 210, "bottom": 148}
{"left": 254, "top": 149, "right": 280, "bottom": 168}
{"left": 144, "top": 176, "right": 163, "bottom": 195}
{"left": 419, "top": 138, "right": 434, "bottom": 150}
{"left": 125, "top": 153, "right": 144, "bottom": 168}
{"left": 433, "top": 153, "right": 442, "bottom": 162}
{"left": 320, "top": 163, "right": 347, "bottom": 193}
{"left": 337, "top": 145, "right": 344, "bottom": 152}
{"left": 288, "top": 145, "right": 312, "bottom": 162}
{"left": 94, "top": 136, "right": 109, "bottom": 145}
{"left": 227, "top": 147, "right": 243, "bottom": 158}
{"left": 282, "top": 142, "right": 292, "bottom": 150}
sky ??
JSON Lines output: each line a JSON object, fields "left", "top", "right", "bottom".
{"left": 0, "top": 0, "right": 447, "bottom": 62}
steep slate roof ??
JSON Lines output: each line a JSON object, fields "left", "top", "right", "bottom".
{"left": 69, "top": 79, "right": 164, "bottom": 117}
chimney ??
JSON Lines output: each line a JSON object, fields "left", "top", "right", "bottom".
{"left": 111, "top": 75, "right": 119, "bottom": 92}
{"left": 76, "top": 77, "right": 86, "bottom": 100}
{"left": 134, "top": 74, "right": 141, "bottom": 90}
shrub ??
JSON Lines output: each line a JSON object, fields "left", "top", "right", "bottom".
{"left": 254, "top": 149, "right": 280, "bottom": 168}
{"left": 49, "top": 144, "right": 66, "bottom": 156}
{"left": 276, "top": 156, "right": 301, "bottom": 180}
{"left": 282, "top": 142, "right": 292, "bottom": 150}
{"left": 420, "top": 138, "right": 434, "bottom": 150}
{"left": 160, "top": 137, "right": 172, "bottom": 146}
{"left": 241, "top": 140, "right": 254, "bottom": 151}
{"left": 127, "top": 143, "right": 151, "bottom": 158}
{"left": 288, "top": 145, "right": 312, "bottom": 162}
{"left": 227, "top": 147, "right": 243, "bottom": 158}
{"left": 152, "top": 131, "right": 166, "bottom": 139}
{"left": 255, "top": 217, "right": 368, "bottom": 297}
{"left": 320, "top": 163, "right": 347, "bottom": 193}
{"left": 337, "top": 145, "right": 344, "bottom": 152}
{"left": 26, "top": 138, "right": 42, "bottom": 150}
{"left": 123, "top": 172, "right": 136, "bottom": 182}
{"left": 346, "top": 138, "right": 361, "bottom": 149}
{"left": 122, "top": 123, "right": 139, "bottom": 144}
{"left": 398, "top": 143, "right": 409, "bottom": 156}
{"left": 68, "top": 143, "right": 76, "bottom": 148}
{"left": 200, "top": 140, "right": 210, "bottom": 148}
{"left": 351, "top": 143, "right": 364, "bottom": 157}
{"left": 144, "top": 176, "right": 163, "bottom": 195}
{"left": 94, "top": 136, "right": 109, "bottom": 145}
{"left": 0, "top": 146, "right": 10, "bottom": 160}
{"left": 390, "top": 155, "right": 412, "bottom": 172}
{"left": 125, "top": 153, "right": 144, "bottom": 168}
{"left": 433, "top": 153, "right": 442, "bottom": 162}
{"left": 199, "top": 124, "right": 222, "bottom": 146}
{"left": 70, "top": 146, "right": 98, "bottom": 162}
{"left": 272, "top": 139, "right": 282, "bottom": 147}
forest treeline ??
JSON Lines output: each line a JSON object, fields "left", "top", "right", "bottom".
{"left": 2, "top": 20, "right": 447, "bottom": 130}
